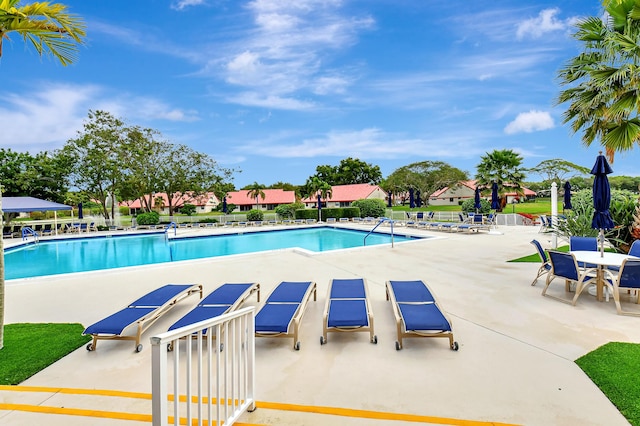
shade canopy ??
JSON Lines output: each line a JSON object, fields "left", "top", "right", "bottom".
{"left": 1, "top": 196, "right": 72, "bottom": 213}
{"left": 490, "top": 183, "right": 500, "bottom": 210}
{"left": 474, "top": 187, "right": 482, "bottom": 211}
{"left": 563, "top": 181, "right": 572, "bottom": 210}
{"left": 590, "top": 154, "right": 614, "bottom": 231}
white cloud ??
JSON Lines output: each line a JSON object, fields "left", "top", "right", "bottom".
{"left": 171, "top": 0, "right": 207, "bottom": 11}
{"left": 504, "top": 110, "right": 554, "bottom": 134}
{"left": 516, "top": 8, "right": 573, "bottom": 40}
{"left": 0, "top": 83, "right": 199, "bottom": 151}
{"left": 226, "top": 92, "right": 315, "bottom": 110}
{"left": 238, "top": 127, "right": 487, "bottom": 160}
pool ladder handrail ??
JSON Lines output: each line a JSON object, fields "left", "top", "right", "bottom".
{"left": 363, "top": 217, "right": 394, "bottom": 247}
{"left": 164, "top": 222, "right": 177, "bottom": 240}
{"left": 22, "top": 226, "right": 39, "bottom": 243}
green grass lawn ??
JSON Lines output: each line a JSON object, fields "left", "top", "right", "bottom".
{"left": 577, "top": 342, "right": 640, "bottom": 426}
{"left": 0, "top": 323, "right": 90, "bottom": 385}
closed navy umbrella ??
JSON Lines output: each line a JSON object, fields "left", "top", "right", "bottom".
{"left": 563, "top": 181, "right": 572, "bottom": 211}
{"left": 490, "top": 182, "right": 500, "bottom": 210}
{"left": 474, "top": 187, "right": 481, "bottom": 212}
{"left": 317, "top": 194, "right": 322, "bottom": 221}
{"left": 387, "top": 192, "right": 392, "bottom": 208}
{"left": 222, "top": 197, "right": 227, "bottom": 213}
{"left": 416, "top": 190, "right": 422, "bottom": 208}
{"left": 78, "top": 202, "right": 84, "bottom": 220}
{"left": 409, "top": 188, "right": 415, "bottom": 208}
{"left": 590, "top": 153, "right": 614, "bottom": 256}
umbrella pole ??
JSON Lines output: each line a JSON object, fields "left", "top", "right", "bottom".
{"left": 600, "top": 229, "right": 605, "bottom": 257}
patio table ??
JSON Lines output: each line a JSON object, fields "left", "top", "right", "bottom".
{"left": 571, "top": 251, "right": 638, "bottom": 302}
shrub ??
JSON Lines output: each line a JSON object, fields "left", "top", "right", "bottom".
{"left": 180, "top": 203, "right": 197, "bottom": 216}
{"left": 461, "top": 198, "right": 491, "bottom": 214}
{"left": 275, "top": 202, "right": 304, "bottom": 219}
{"left": 30, "top": 211, "right": 46, "bottom": 220}
{"left": 136, "top": 211, "right": 160, "bottom": 225}
{"left": 198, "top": 217, "right": 219, "bottom": 223}
{"left": 246, "top": 209, "right": 264, "bottom": 221}
{"left": 295, "top": 208, "right": 319, "bottom": 220}
{"left": 341, "top": 207, "right": 360, "bottom": 218}
{"left": 351, "top": 199, "right": 386, "bottom": 218}
{"left": 321, "top": 208, "right": 342, "bottom": 220}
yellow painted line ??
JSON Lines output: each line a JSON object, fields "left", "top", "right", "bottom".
{"left": 0, "top": 404, "right": 261, "bottom": 426}
{"left": 0, "top": 385, "right": 516, "bottom": 425}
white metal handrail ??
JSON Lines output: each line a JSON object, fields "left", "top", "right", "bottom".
{"left": 151, "top": 307, "right": 256, "bottom": 426}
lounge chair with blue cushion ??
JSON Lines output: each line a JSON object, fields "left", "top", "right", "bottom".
{"left": 320, "top": 278, "right": 377, "bottom": 345}
{"left": 255, "top": 281, "right": 316, "bottom": 350}
{"left": 84, "top": 284, "right": 202, "bottom": 352}
{"left": 385, "top": 280, "right": 458, "bottom": 351}
{"left": 168, "top": 282, "right": 260, "bottom": 333}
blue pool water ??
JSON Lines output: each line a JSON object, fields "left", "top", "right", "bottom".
{"left": 5, "top": 227, "right": 419, "bottom": 280}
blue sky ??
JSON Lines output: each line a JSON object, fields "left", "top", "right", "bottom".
{"left": 1, "top": 0, "right": 638, "bottom": 188}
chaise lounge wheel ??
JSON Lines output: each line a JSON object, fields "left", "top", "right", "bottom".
{"left": 294, "top": 341, "right": 301, "bottom": 351}
{"left": 395, "top": 341, "right": 401, "bottom": 351}
{"left": 136, "top": 344, "right": 143, "bottom": 353}
{"left": 372, "top": 335, "right": 378, "bottom": 344}
{"left": 86, "top": 343, "right": 94, "bottom": 351}
{"left": 452, "top": 341, "right": 459, "bottom": 351}
{"left": 320, "top": 336, "right": 326, "bottom": 345}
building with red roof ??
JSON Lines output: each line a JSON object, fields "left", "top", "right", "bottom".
{"left": 302, "top": 183, "right": 387, "bottom": 208}
{"left": 226, "top": 189, "right": 296, "bottom": 211}
{"left": 429, "top": 180, "right": 536, "bottom": 206}
{"left": 121, "top": 192, "right": 220, "bottom": 215}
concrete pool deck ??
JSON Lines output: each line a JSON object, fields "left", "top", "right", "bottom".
{"left": 1, "top": 223, "right": 639, "bottom": 425}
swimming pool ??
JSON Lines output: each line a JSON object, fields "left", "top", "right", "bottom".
{"left": 5, "top": 227, "right": 420, "bottom": 280}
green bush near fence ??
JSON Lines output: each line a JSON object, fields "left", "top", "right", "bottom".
{"left": 136, "top": 211, "right": 160, "bottom": 225}
{"left": 351, "top": 199, "right": 386, "bottom": 217}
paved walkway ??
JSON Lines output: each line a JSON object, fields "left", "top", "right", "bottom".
{"left": 1, "top": 223, "right": 638, "bottom": 425}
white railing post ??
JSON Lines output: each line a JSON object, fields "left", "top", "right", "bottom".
{"left": 151, "top": 307, "right": 255, "bottom": 426}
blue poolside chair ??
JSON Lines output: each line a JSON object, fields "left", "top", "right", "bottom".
{"left": 570, "top": 236, "right": 598, "bottom": 268}
{"left": 385, "top": 280, "right": 458, "bottom": 351}
{"left": 611, "top": 259, "right": 640, "bottom": 316}
{"left": 530, "top": 239, "right": 551, "bottom": 286}
{"left": 608, "top": 240, "right": 640, "bottom": 272}
{"left": 255, "top": 281, "right": 317, "bottom": 350}
{"left": 168, "top": 282, "right": 260, "bottom": 333}
{"left": 543, "top": 251, "right": 597, "bottom": 305}
{"left": 320, "top": 278, "right": 377, "bottom": 345}
{"left": 84, "top": 284, "right": 202, "bottom": 352}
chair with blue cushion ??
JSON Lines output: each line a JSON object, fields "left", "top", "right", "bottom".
{"left": 168, "top": 282, "right": 260, "bottom": 334}
{"left": 543, "top": 251, "right": 597, "bottom": 305}
{"left": 320, "top": 278, "right": 377, "bottom": 345}
{"left": 611, "top": 259, "right": 640, "bottom": 316}
{"left": 570, "top": 236, "right": 598, "bottom": 268}
{"left": 255, "top": 281, "right": 317, "bottom": 350}
{"left": 84, "top": 284, "right": 203, "bottom": 352}
{"left": 385, "top": 279, "right": 458, "bottom": 351}
{"left": 530, "top": 239, "right": 551, "bottom": 286}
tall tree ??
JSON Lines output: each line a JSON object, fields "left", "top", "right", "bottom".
{"left": 527, "top": 159, "right": 590, "bottom": 184}
{"left": 382, "top": 161, "right": 468, "bottom": 206}
{"left": 557, "top": 0, "right": 640, "bottom": 163}
{"left": 475, "top": 149, "right": 526, "bottom": 209}
{"left": 245, "top": 182, "right": 266, "bottom": 209}
{"left": 311, "top": 157, "right": 382, "bottom": 186}
{"left": 0, "top": 0, "right": 86, "bottom": 350}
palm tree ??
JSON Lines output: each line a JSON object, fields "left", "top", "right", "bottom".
{"left": 0, "top": 0, "right": 86, "bottom": 64}
{"left": 475, "top": 149, "right": 526, "bottom": 211}
{"left": 245, "top": 182, "right": 266, "bottom": 210}
{"left": 557, "top": 0, "right": 640, "bottom": 163}
{"left": 0, "top": 1, "right": 85, "bottom": 350}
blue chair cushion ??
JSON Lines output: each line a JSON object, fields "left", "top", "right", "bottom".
{"left": 398, "top": 303, "right": 451, "bottom": 332}
{"left": 201, "top": 283, "right": 253, "bottom": 305}
{"left": 327, "top": 300, "right": 368, "bottom": 327}
{"left": 330, "top": 279, "right": 365, "bottom": 299}
{"left": 84, "top": 307, "right": 155, "bottom": 335}
{"left": 266, "top": 282, "right": 311, "bottom": 303}
{"left": 255, "top": 303, "right": 299, "bottom": 333}
{"left": 389, "top": 280, "right": 435, "bottom": 303}
{"left": 168, "top": 306, "right": 230, "bottom": 332}
{"left": 130, "top": 284, "right": 195, "bottom": 307}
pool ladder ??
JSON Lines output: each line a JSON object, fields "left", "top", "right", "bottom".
{"left": 21, "top": 227, "right": 39, "bottom": 243}
{"left": 164, "top": 222, "right": 177, "bottom": 240}
{"left": 363, "top": 218, "right": 394, "bottom": 247}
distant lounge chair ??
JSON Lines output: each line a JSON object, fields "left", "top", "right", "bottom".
{"left": 83, "top": 284, "right": 202, "bottom": 352}
{"left": 255, "top": 281, "right": 317, "bottom": 350}
{"left": 385, "top": 280, "right": 458, "bottom": 351}
{"left": 168, "top": 283, "right": 260, "bottom": 333}
{"left": 320, "top": 278, "right": 377, "bottom": 345}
